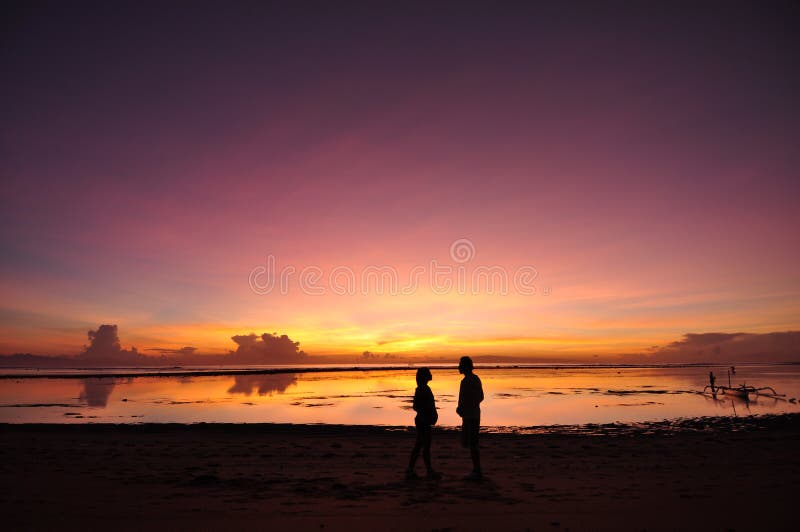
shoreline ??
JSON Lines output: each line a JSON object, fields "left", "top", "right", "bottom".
{"left": 2, "top": 412, "right": 798, "bottom": 436}
{"left": 1, "top": 360, "right": 798, "bottom": 379}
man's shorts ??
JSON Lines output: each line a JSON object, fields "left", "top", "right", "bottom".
{"left": 461, "top": 418, "right": 480, "bottom": 448}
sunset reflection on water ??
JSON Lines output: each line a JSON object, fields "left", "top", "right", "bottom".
{"left": 1, "top": 366, "right": 798, "bottom": 426}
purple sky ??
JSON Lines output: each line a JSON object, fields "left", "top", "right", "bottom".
{"left": 1, "top": 1, "right": 798, "bottom": 358}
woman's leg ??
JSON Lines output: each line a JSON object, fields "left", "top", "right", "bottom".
{"left": 408, "top": 442, "right": 421, "bottom": 470}
{"left": 408, "top": 430, "right": 423, "bottom": 471}
{"left": 410, "top": 424, "right": 439, "bottom": 477}
{"left": 422, "top": 426, "right": 432, "bottom": 472}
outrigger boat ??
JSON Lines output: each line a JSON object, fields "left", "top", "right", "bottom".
{"left": 703, "top": 367, "right": 785, "bottom": 401}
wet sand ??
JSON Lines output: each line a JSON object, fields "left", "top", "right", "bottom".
{"left": 2, "top": 415, "right": 798, "bottom": 531}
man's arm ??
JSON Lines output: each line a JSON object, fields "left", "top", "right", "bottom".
{"left": 456, "top": 380, "right": 464, "bottom": 417}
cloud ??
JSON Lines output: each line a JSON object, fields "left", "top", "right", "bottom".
{"left": 79, "top": 324, "right": 143, "bottom": 364}
{"left": 83, "top": 324, "right": 123, "bottom": 358}
{"left": 229, "top": 333, "right": 307, "bottom": 363}
{"left": 647, "top": 331, "right": 800, "bottom": 363}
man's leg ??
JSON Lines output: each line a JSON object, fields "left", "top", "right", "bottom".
{"left": 470, "top": 442, "right": 481, "bottom": 474}
{"left": 462, "top": 419, "right": 482, "bottom": 479}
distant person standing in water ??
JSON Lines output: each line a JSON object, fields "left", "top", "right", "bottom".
{"left": 407, "top": 367, "right": 440, "bottom": 479}
{"left": 457, "top": 356, "right": 483, "bottom": 480}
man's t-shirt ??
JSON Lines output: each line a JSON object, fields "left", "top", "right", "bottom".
{"left": 457, "top": 373, "right": 484, "bottom": 420}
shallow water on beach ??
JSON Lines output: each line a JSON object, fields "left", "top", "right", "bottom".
{"left": 1, "top": 365, "right": 799, "bottom": 426}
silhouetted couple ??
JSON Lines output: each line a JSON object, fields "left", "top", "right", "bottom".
{"left": 407, "top": 356, "right": 484, "bottom": 481}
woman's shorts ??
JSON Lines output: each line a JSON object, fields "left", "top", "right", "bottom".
{"left": 415, "top": 422, "right": 432, "bottom": 445}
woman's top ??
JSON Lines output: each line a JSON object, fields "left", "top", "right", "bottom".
{"left": 413, "top": 384, "right": 438, "bottom": 425}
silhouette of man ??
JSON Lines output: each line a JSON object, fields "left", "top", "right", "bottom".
{"left": 407, "top": 367, "right": 440, "bottom": 479}
{"left": 456, "top": 356, "right": 483, "bottom": 479}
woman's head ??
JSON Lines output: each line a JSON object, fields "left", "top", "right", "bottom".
{"left": 416, "top": 367, "right": 433, "bottom": 386}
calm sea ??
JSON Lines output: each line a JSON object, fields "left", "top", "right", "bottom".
{"left": 1, "top": 365, "right": 798, "bottom": 427}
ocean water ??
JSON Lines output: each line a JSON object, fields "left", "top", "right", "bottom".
{"left": 1, "top": 365, "right": 798, "bottom": 426}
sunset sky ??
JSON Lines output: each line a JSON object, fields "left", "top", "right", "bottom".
{"left": 2, "top": 2, "right": 798, "bottom": 359}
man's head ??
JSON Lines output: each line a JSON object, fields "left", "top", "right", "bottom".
{"left": 458, "top": 356, "right": 474, "bottom": 375}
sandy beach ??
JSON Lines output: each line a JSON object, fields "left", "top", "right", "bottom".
{"left": 1, "top": 415, "right": 798, "bottom": 531}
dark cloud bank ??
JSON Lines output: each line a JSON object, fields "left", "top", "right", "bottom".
{"left": 636, "top": 332, "right": 800, "bottom": 364}
{"left": 0, "top": 326, "right": 798, "bottom": 367}
{"left": 0, "top": 325, "right": 310, "bottom": 367}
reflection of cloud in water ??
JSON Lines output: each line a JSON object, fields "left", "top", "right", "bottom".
{"left": 227, "top": 374, "right": 298, "bottom": 396}
{"left": 79, "top": 378, "right": 115, "bottom": 407}
{"left": 602, "top": 402, "right": 665, "bottom": 407}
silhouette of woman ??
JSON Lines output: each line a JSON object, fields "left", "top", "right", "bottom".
{"left": 406, "top": 367, "right": 440, "bottom": 479}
